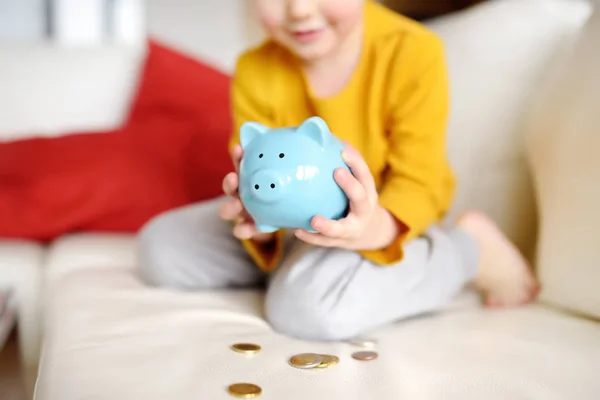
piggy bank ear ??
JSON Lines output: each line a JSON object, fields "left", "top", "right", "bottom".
{"left": 240, "top": 122, "right": 269, "bottom": 149}
{"left": 298, "top": 116, "right": 330, "bottom": 147}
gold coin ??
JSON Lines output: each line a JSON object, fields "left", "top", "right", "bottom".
{"left": 231, "top": 343, "right": 261, "bottom": 354}
{"left": 316, "top": 354, "right": 339, "bottom": 368}
{"left": 352, "top": 351, "right": 378, "bottom": 361}
{"left": 227, "top": 383, "right": 262, "bottom": 398}
{"left": 289, "top": 353, "right": 323, "bottom": 369}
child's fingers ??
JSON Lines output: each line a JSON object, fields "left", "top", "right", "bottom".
{"left": 294, "top": 229, "right": 340, "bottom": 248}
{"left": 232, "top": 220, "right": 259, "bottom": 240}
{"left": 310, "top": 215, "right": 346, "bottom": 238}
{"left": 341, "top": 144, "right": 377, "bottom": 197}
{"left": 334, "top": 168, "right": 370, "bottom": 217}
{"left": 218, "top": 197, "right": 244, "bottom": 221}
{"left": 231, "top": 144, "right": 243, "bottom": 171}
{"left": 222, "top": 172, "right": 239, "bottom": 196}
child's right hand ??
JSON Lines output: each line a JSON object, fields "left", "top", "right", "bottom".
{"left": 218, "top": 144, "right": 276, "bottom": 244}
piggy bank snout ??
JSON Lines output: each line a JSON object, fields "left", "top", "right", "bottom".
{"left": 249, "top": 169, "right": 287, "bottom": 203}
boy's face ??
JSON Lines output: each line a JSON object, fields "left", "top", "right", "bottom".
{"left": 253, "top": 0, "right": 364, "bottom": 62}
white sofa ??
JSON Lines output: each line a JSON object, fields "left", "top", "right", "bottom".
{"left": 1, "top": 0, "right": 600, "bottom": 399}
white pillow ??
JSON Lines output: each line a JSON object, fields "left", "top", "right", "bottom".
{"left": 0, "top": 44, "right": 146, "bottom": 142}
{"left": 526, "top": 7, "right": 600, "bottom": 319}
{"left": 425, "top": 0, "right": 592, "bottom": 260}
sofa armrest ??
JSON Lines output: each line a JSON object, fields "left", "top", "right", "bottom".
{"left": 44, "top": 233, "right": 137, "bottom": 293}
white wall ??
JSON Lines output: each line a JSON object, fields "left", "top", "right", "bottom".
{"left": 147, "top": 0, "right": 265, "bottom": 73}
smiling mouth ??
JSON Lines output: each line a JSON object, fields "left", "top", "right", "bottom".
{"left": 290, "top": 27, "right": 325, "bottom": 43}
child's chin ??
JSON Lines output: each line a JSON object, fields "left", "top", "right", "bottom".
{"left": 290, "top": 41, "right": 336, "bottom": 63}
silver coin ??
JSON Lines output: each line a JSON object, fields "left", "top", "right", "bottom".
{"left": 348, "top": 337, "right": 378, "bottom": 348}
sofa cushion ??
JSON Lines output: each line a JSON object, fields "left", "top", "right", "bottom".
{"left": 527, "top": 8, "right": 600, "bottom": 319}
{"left": 0, "top": 240, "right": 44, "bottom": 293}
{"left": 44, "top": 233, "right": 137, "bottom": 292}
{"left": 0, "top": 40, "right": 233, "bottom": 241}
{"left": 0, "top": 288, "right": 16, "bottom": 350}
{"left": 0, "top": 239, "right": 45, "bottom": 364}
{"left": 426, "top": 0, "right": 592, "bottom": 261}
{"left": 35, "top": 268, "right": 600, "bottom": 400}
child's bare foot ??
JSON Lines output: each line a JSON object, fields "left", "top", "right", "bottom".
{"left": 457, "top": 211, "right": 540, "bottom": 308}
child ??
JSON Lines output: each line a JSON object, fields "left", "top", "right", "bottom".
{"left": 137, "top": 0, "right": 539, "bottom": 341}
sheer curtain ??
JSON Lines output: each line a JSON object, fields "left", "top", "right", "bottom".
{"left": 0, "top": 0, "right": 46, "bottom": 42}
{"left": 51, "top": 0, "right": 144, "bottom": 45}
{"left": 0, "top": 0, "right": 144, "bottom": 45}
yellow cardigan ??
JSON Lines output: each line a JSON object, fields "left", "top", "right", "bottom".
{"left": 228, "top": 1, "right": 455, "bottom": 272}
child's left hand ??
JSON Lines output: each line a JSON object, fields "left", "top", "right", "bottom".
{"left": 294, "top": 142, "right": 399, "bottom": 251}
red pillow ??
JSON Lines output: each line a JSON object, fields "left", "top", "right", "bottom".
{"left": 0, "top": 39, "right": 234, "bottom": 241}
{"left": 126, "top": 39, "right": 234, "bottom": 203}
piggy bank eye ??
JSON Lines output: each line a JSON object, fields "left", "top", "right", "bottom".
{"left": 279, "top": 153, "right": 285, "bottom": 158}
{"left": 259, "top": 153, "right": 263, "bottom": 158}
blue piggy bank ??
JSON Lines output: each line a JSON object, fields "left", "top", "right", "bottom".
{"left": 238, "top": 116, "right": 350, "bottom": 233}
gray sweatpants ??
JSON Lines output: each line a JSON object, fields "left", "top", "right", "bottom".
{"left": 136, "top": 197, "right": 480, "bottom": 341}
